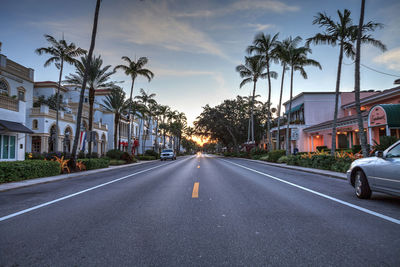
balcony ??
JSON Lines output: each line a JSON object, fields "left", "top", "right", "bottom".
{"left": 0, "top": 95, "right": 18, "bottom": 112}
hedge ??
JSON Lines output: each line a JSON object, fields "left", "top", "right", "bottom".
{"left": 137, "top": 155, "right": 156, "bottom": 161}
{"left": 78, "top": 158, "right": 110, "bottom": 170}
{"left": 286, "top": 155, "right": 352, "bottom": 173}
{"left": 0, "top": 160, "right": 60, "bottom": 183}
{"left": 259, "top": 150, "right": 286, "bottom": 163}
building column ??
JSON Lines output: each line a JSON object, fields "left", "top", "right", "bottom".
{"left": 368, "top": 127, "right": 373, "bottom": 146}
{"left": 42, "top": 136, "right": 48, "bottom": 153}
{"left": 311, "top": 136, "right": 314, "bottom": 152}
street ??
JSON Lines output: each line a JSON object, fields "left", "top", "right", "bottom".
{"left": 1, "top": 154, "right": 400, "bottom": 266}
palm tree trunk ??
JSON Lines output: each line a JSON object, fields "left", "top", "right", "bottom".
{"left": 277, "top": 63, "right": 286, "bottom": 151}
{"left": 331, "top": 43, "right": 344, "bottom": 155}
{"left": 71, "top": 0, "right": 101, "bottom": 165}
{"left": 355, "top": 0, "right": 369, "bottom": 157}
{"left": 118, "top": 122, "right": 121, "bottom": 150}
{"left": 286, "top": 65, "right": 294, "bottom": 156}
{"left": 127, "top": 80, "right": 135, "bottom": 155}
{"left": 55, "top": 59, "right": 64, "bottom": 153}
{"left": 88, "top": 86, "right": 95, "bottom": 156}
{"left": 266, "top": 63, "right": 272, "bottom": 150}
{"left": 251, "top": 80, "right": 256, "bottom": 143}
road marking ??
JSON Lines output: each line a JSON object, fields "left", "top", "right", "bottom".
{"left": 221, "top": 159, "right": 400, "bottom": 225}
{"left": 192, "top": 182, "right": 199, "bottom": 198}
{"left": 0, "top": 162, "right": 175, "bottom": 222}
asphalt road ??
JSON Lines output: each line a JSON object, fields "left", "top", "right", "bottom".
{"left": 1, "top": 154, "right": 399, "bottom": 266}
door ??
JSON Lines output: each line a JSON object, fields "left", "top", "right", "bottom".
{"left": 372, "top": 142, "right": 400, "bottom": 192}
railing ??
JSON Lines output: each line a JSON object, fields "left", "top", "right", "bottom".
{"left": 0, "top": 95, "right": 18, "bottom": 111}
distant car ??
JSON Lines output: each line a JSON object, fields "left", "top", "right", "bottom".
{"left": 160, "top": 149, "right": 176, "bottom": 161}
{"left": 347, "top": 140, "right": 400, "bottom": 199}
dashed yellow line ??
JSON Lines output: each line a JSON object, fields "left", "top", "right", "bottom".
{"left": 192, "top": 182, "right": 199, "bottom": 198}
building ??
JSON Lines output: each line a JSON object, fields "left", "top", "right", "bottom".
{"left": 0, "top": 53, "right": 34, "bottom": 161}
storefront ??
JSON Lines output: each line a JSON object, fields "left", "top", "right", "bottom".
{"left": 368, "top": 104, "right": 400, "bottom": 144}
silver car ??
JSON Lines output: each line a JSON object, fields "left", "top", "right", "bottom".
{"left": 347, "top": 140, "right": 400, "bottom": 199}
{"left": 160, "top": 149, "right": 176, "bottom": 161}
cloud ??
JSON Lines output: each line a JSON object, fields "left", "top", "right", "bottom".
{"left": 373, "top": 47, "right": 400, "bottom": 71}
{"left": 175, "top": 0, "right": 299, "bottom": 17}
{"left": 247, "top": 23, "right": 275, "bottom": 31}
{"left": 152, "top": 68, "right": 215, "bottom": 77}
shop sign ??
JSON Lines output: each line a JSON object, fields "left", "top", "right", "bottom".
{"left": 369, "top": 106, "right": 387, "bottom": 126}
{"left": 291, "top": 128, "right": 299, "bottom": 140}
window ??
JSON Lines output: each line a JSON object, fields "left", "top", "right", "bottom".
{"left": 0, "top": 134, "right": 16, "bottom": 160}
{"left": 18, "top": 90, "right": 25, "bottom": 101}
{"left": 32, "top": 136, "right": 41, "bottom": 153}
{"left": 0, "top": 80, "right": 8, "bottom": 95}
{"left": 84, "top": 97, "right": 88, "bottom": 103}
{"left": 32, "top": 120, "right": 38, "bottom": 129}
{"left": 386, "top": 143, "right": 400, "bottom": 158}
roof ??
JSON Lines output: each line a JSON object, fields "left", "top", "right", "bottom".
{"left": 282, "top": 92, "right": 336, "bottom": 106}
{"left": 372, "top": 104, "right": 400, "bottom": 128}
{"left": 0, "top": 120, "right": 33, "bottom": 134}
{"left": 342, "top": 86, "right": 400, "bottom": 109}
{"left": 34, "top": 81, "right": 68, "bottom": 92}
{"left": 304, "top": 111, "right": 369, "bottom": 133}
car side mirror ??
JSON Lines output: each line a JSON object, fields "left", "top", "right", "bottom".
{"left": 375, "top": 151, "right": 384, "bottom": 158}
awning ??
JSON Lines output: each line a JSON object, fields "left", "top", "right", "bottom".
{"left": 0, "top": 120, "right": 34, "bottom": 134}
{"left": 368, "top": 104, "right": 400, "bottom": 128}
{"left": 284, "top": 103, "right": 303, "bottom": 115}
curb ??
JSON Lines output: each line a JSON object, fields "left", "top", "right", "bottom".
{"left": 223, "top": 157, "right": 347, "bottom": 180}
{"left": 0, "top": 160, "right": 159, "bottom": 192}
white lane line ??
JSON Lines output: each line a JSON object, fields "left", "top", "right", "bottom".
{"left": 221, "top": 159, "right": 400, "bottom": 225}
{"left": 0, "top": 162, "right": 175, "bottom": 222}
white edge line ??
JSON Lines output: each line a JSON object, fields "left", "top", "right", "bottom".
{"left": 0, "top": 161, "right": 176, "bottom": 222}
{"left": 221, "top": 159, "right": 400, "bottom": 225}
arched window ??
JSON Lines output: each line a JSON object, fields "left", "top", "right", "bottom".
{"left": 32, "top": 120, "right": 38, "bottom": 129}
{"left": 0, "top": 80, "right": 9, "bottom": 95}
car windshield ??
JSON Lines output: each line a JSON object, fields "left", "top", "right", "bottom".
{"left": 162, "top": 149, "right": 173, "bottom": 153}
{"left": 387, "top": 143, "right": 400, "bottom": 158}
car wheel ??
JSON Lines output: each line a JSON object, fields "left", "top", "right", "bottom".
{"left": 354, "top": 170, "right": 371, "bottom": 199}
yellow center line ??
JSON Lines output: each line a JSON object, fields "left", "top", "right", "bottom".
{"left": 192, "top": 182, "right": 199, "bottom": 198}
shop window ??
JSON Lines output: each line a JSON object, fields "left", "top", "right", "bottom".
{"left": 0, "top": 134, "right": 16, "bottom": 159}
{"left": 0, "top": 80, "right": 9, "bottom": 95}
{"left": 32, "top": 119, "right": 38, "bottom": 129}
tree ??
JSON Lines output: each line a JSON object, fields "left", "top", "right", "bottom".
{"left": 247, "top": 33, "right": 279, "bottom": 150}
{"left": 236, "top": 55, "right": 267, "bottom": 144}
{"left": 64, "top": 54, "right": 116, "bottom": 155}
{"left": 307, "top": 9, "right": 386, "bottom": 155}
{"left": 114, "top": 57, "right": 154, "bottom": 155}
{"left": 275, "top": 37, "right": 298, "bottom": 150}
{"left": 135, "top": 88, "right": 157, "bottom": 151}
{"left": 285, "top": 38, "right": 322, "bottom": 156}
{"left": 101, "top": 87, "right": 127, "bottom": 149}
{"left": 35, "top": 34, "right": 86, "bottom": 152}
{"left": 71, "top": 0, "right": 101, "bottom": 165}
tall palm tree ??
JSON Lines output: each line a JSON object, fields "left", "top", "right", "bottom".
{"left": 64, "top": 54, "right": 116, "bottom": 155}
{"left": 114, "top": 57, "right": 154, "bottom": 155}
{"left": 35, "top": 34, "right": 86, "bottom": 152}
{"left": 157, "top": 105, "right": 170, "bottom": 149}
{"left": 135, "top": 88, "right": 157, "bottom": 151}
{"left": 247, "top": 33, "right": 279, "bottom": 150}
{"left": 71, "top": 0, "right": 102, "bottom": 164}
{"left": 275, "top": 37, "right": 298, "bottom": 150}
{"left": 101, "top": 87, "right": 127, "bottom": 149}
{"left": 307, "top": 9, "right": 386, "bottom": 155}
{"left": 236, "top": 55, "right": 267, "bottom": 143}
{"left": 285, "top": 39, "right": 322, "bottom": 156}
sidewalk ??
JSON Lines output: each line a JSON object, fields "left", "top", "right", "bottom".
{"left": 0, "top": 160, "right": 158, "bottom": 192}
{"left": 233, "top": 158, "right": 347, "bottom": 180}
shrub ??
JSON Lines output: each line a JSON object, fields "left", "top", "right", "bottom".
{"left": 25, "top": 152, "right": 45, "bottom": 160}
{"left": 88, "top": 152, "right": 99, "bottom": 158}
{"left": 77, "top": 151, "right": 86, "bottom": 159}
{"left": 137, "top": 155, "right": 156, "bottom": 161}
{"left": 250, "top": 147, "right": 267, "bottom": 156}
{"left": 120, "top": 152, "right": 137, "bottom": 163}
{"left": 109, "top": 159, "right": 126, "bottom": 166}
{"left": 260, "top": 155, "right": 269, "bottom": 161}
{"left": 0, "top": 160, "right": 60, "bottom": 183}
{"left": 266, "top": 150, "right": 286, "bottom": 163}
{"left": 78, "top": 158, "right": 110, "bottom": 170}
{"left": 106, "top": 149, "right": 124, "bottom": 160}
{"left": 352, "top": 145, "right": 362, "bottom": 153}
{"left": 277, "top": 155, "right": 289, "bottom": 164}
{"left": 145, "top": 149, "right": 159, "bottom": 158}
{"left": 316, "top": 146, "right": 328, "bottom": 152}
{"left": 374, "top": 136, "right": 399, "bottom": 151}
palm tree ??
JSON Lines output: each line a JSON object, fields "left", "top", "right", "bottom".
{"left": 157, "top": 105, "right": 170, "bottom": 149}
{"left": 135, "top": 88, "right": 157, "bottom": 152}
{"left": 247, "top": 33, "right": 279, "bottom": 150}
{"left": 307, "top": 9, "right": 386, "bottom": 155}
{"left": 275, "top": 37, "right": 298, "bottom": 150}
{"left": 285, "top": 39, "right": 322, "bottom": 156}
{"left": 101, "top": 87, "right": 127, "bottom": 149}
{"left": 35, "top": 34, "right": 86, "bottom": 152}
{"left": 236, "top": 55, "right": 267, "bottom": 143}
{"left": 71, "top": 0, "right": 102, "bottom": 164}
{"left": 64, "top": 54, "right": 116, "bottom": 155}
{"left": 114, "top": 57, "right": 154, "bottom": 155}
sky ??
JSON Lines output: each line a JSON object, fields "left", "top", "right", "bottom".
{"left": 1, "top": 0, "right": 399, "bottom": 125}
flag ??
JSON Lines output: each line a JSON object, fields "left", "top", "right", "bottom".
{"left": 79, "top": 131, "right": 87, "bottom": 151}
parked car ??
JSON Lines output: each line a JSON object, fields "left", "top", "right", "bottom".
{"left": 347, "top": 140, "right": 400, "bottom": 199}
{"left": 160, "top": 149, "right": 176, "bottom": 161}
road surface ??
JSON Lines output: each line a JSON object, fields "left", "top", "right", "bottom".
{"left": 1, "top": 154, "right": 399, "bottom": 266}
